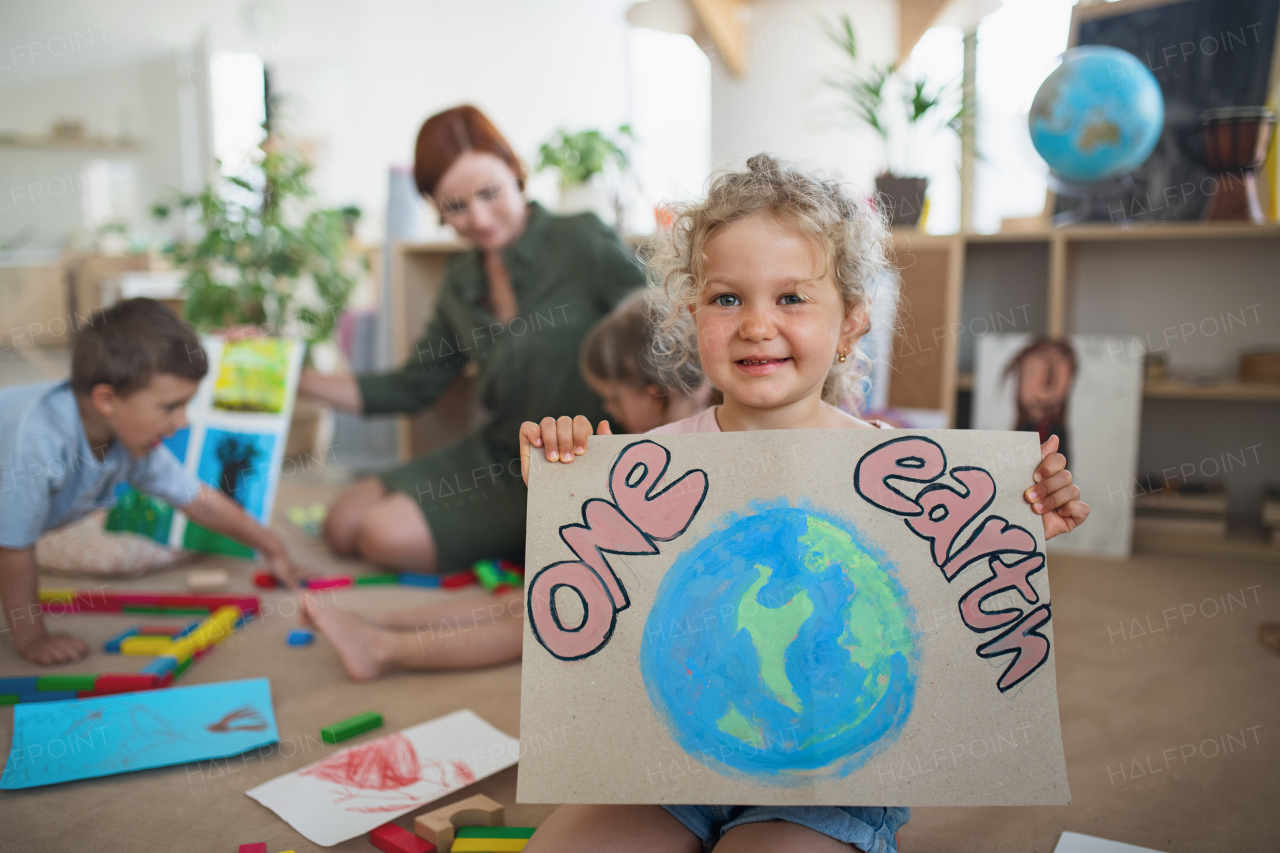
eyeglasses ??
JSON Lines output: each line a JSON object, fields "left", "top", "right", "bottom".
{"left": 437, "top": 181, "right": 511, "bottom": 220}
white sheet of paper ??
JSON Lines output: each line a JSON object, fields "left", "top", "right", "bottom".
{"left": 245, "top": 710, "right": 518, "bottom": 847}
{"left": 1053, "top": 831, "right": 1168, "bottom": 853}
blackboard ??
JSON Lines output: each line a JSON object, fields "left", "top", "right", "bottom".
{"left": 1061, "top": 0, "right": 1279, "bottom": 221}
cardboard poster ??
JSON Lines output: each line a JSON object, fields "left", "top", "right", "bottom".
{"left": 517, "top": 430, "right": 1070, "bottom": 806}
{"left": 106, "top": 335, "right": 304, "bottom": 557}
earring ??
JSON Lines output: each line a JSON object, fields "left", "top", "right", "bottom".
{"left": 838, "top": 350, "right": 848, "bottom": 363}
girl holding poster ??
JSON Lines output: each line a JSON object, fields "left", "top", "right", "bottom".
{"left": 519, "top": 154, "right": 1089, "bottom": 853}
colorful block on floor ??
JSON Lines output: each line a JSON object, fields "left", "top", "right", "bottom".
{"left": 372, "top": 822, "right": 436, "bottom": 853}
{"left": 451, "top": 838, "right": 528, "bottom": 852}
{"left": 320, "top": 710, "right": 383, "bottom": 744}
{"left": 414, "top": 794, "right": 504, "bottom": 849}
{"left": 287, "top": 629, "right": 314, "bottom": 647}
{"left": 237, "top": 844, "right": 267, "bottom": 853}
{"left": 37, "top": 674, "right": 97, "bottom": 692}
{"left": 187, "top": 568, "right": 229, "bottom": 590}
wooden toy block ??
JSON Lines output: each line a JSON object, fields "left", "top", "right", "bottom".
{"left": 17, "top": 691, "right": 77, "bottom": 702}
{"left": 303, "top": 576, "right": 352, "bottom": 591}
{"left": 286, "top": 628, "right": 314, "bottom": 647}
{"left": 371, "top": 822, "right": 436, "bottom": 853}
{"left": 320, "top": 710, "right": 383, "bottom": 744}
{"left": 355, "top": 574, "right": 399, "bottom": 586}
{"left": 398, "top": 573, "right": 440, "bottom": 588}
{"left": 455, "top": 828, "right": 535, "bottom": 839}
{"left": 120, "top": 636, "right": 175, "bottom": 655}
{"left": 237, "top": 844, "right": 267, "bottom": 853}
{"left": 0, "top": 694, "right": 19, "bottom": 705}
{"left": 122, "top": 606, "right": 209, "bottom": 617}
{"left": 140, "top": 655, "right": 179, "bottom": 676}
{"left": 253, "top": 571, "right": 281, "bottom": 589}
{"left": 413, "top": 794, "right": 504, "bottom": 849}
{"left": 137, "top": 624, "right": 183, "bottom": 636}
{"left": 451, "top": 838, "right": 528, "bottom": 852}
{"left": 37, "top": 674, "right": 97, "bottom": 692}
{"left": 187, "top": 568, "right": 230, "bottom": 590}
{"left": 441, "top": 570, "right": 477, "bottom": 589}
{"left": 0, "top": 677, "right": 39, "bottom": 693}
{"left": 81, "top": 674, "right": 159, "bottom": 697}
{"left": 168, "top": 637, "right": 195, "bottom": 664}
{"left": 104, "top": 627, "right": 139, "bottom": 652}
{"left": 38, "top": 589, "right": 77, "bottom": 602}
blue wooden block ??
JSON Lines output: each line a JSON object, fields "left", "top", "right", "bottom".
{"left": 286, "top": 629, "right": 314, "bottom": 647}
{"left": 140, "top": 656, "right": 178, "bottom": 676}
{"left": 104, "top": 627, "right": 140, "bottom": 653}
{"left": 398, "top": 572, "right": 440, "bottom": 588}
{"left": 17, "top": 691, "right": 77, "bottom": 703}
{"left": 173, "top": 620, "right": 201, "bottom": 639}
{"left": 0, "top": 677, "right": 39, "bottom": 694}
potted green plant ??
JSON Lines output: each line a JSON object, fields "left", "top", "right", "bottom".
{"left": 535, "top": 125, "right": 633, "bottom": 224}
{"left": 151, "top": 136, "right": 364, "bottom": 346}
{"left": 821, "top": 15, "right": 963, "bottom": 227}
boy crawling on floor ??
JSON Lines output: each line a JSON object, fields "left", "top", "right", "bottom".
{"left": 0, "top": 298, "right": 302, "bottom": 665}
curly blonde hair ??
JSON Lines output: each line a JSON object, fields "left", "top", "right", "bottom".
{"left": 644, "top": 154, "right": 892, "bottom": 411}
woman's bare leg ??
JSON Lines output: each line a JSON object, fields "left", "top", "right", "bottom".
{"left": 301, "top": 590, "right": 523, "bottom": 681}
{"left": 323, "top": 476, "right": 388, "bottom": 556}
{"left": 354, "top": 492, "right": 440, "bottom": 572}
{"left": 523, "top": 805, "right": 700, "bottom": 853}
{"left": 715, "top": 820, "right": 860, "bottom": 852}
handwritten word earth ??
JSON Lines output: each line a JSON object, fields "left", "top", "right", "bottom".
{"left": 855, "top": 436, "right": 1050, "bottom": 692}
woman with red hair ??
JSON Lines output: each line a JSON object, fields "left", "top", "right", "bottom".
{"left": 300, "top": 105, "right": 643, "bottom": 582}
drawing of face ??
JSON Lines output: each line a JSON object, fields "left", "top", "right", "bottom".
{"left": 1016, "top": 347, "right": 1074, "bottom": 422}
{"left": 694, "top": 213, "right": 857, "bottom": 414}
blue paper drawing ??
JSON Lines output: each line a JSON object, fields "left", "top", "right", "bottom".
{"left": 0, "top": 678, "right": 278, "bottom": 789}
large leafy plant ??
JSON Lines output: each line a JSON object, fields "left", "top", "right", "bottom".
{"left": 151, "top": 138, "right": 363, "bottom": 344}
{"left": 536, "top": 125, "right": 633, "bottom": 188}
{"left": 821, "top": 15, "right": 964, "bottom": 179}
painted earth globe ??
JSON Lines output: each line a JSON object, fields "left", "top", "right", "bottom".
{"left": 1029, "top": 46, "right": 1165, "bottom": 185}
{"left": 639, "top": 504, "right": 918, "bottom": 783}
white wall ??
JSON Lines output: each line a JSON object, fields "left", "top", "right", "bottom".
{"left": 706, "top": 0, "right": 898, "bottom": 190}
{"left": 0, "top": 0, "right": 636, "bottom": 245}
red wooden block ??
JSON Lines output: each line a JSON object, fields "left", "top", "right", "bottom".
{"left": 442, "top": 570, "right": 477, "bottom": 589}
{"left": 137, "top": 624, "right": 184, "bottom": 636}
{"left": 85, "top": 674, "right": 160, "bottom": 696}
{"left": 253, "top": 571, "right": 280, "bottom": 589}
{"left": 238, "top": 844, "right": 267, "bottom": 853}
{"left": 371, "top": 822, "right": 435, "bottom": 853}
{"left": 305, "top": 576, "right": 353, "bottom": 591}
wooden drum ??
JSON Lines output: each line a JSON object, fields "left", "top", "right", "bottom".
{"left": 1198, "top": 107, "right": 1276, "bottom": 222}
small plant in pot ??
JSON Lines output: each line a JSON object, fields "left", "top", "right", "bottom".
{"left": 821, "top": 14, "right": 963, "bottom": 228}
{"left": 151, "top": 134, "right": 365, "bottom": 347}
{"left": 535, "top": 125, "right": 633, "bottom": 225}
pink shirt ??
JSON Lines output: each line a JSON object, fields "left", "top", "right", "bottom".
{"left": 647, "top": 405, "right": 894, "bottom": 434}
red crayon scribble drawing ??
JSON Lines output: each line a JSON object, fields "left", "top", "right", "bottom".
{"left": 300, "top": 733, "right": 476, "bottom": 812}
{"left": 206, "top": 705, "right": 268, "bottom": 732}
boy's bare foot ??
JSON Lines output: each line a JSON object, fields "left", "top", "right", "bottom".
{"left": 18, "top": 633, "right": 90, "bottom": 666}
{"left": 301, "top": 594, "right": 394, "bottom": 681}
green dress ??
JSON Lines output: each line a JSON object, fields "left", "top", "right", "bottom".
{"left": 357, "top": 202, "right": 644, "bottom": 570}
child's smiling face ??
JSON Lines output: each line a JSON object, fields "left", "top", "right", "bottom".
{"left": 694, "top": 212, "right": 855, "bottom": 414}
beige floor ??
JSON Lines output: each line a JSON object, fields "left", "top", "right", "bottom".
{"left": 0, "top": 474, "right": 1277, "bottom": 852}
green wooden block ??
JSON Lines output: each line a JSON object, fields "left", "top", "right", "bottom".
{"left": 354, "top": 574, "right": 398, "bottom": 586}
{"left": 37, "top": 674, "right": 97, "bottom": 692}
{"left": 172, "top": 656, "right": 195, "bottom": 680}
{"left": 320, "top": 710, "right": 383, "bottom": 744}
{"left": 456, "top": 827, "right": 537, "bottom": 839}
{"left": 122, "top": 606, "right": 211, "bottom": 616}
{"left": 0, "top": 694, "right": 18, "bottom": 705}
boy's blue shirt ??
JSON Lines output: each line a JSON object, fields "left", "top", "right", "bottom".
{"left": 0, "top": 380, "right": 200, "bottom": 549}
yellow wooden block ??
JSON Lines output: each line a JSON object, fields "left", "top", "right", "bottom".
{"left": 168, "top": 637, "right": 194, "bottom": 664}
{"left": 38, "top": 589, "right": 77, "bottom": 602}
{"left": 120, "top": 636, "right": 175, "bottom": 655}
{"left": 452, "top": 839, "right": 527, "bottom": 852}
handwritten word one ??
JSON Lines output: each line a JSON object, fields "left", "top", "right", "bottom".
{"left": 855, "top": 436, "right": 1050, "bottom": 692}
{"left": 527, "top": 441, "right": 707, "bottom": 660}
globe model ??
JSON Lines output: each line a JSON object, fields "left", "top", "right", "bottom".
{"left": 1029, "top": 46, "right": 1164, "bottom": 185}
{"left": 640, "top": 503, "right": 917, "bottom": 783}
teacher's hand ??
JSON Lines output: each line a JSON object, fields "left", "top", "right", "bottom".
{"left": 519, "top": 416, "right": 611, "bottom": 486}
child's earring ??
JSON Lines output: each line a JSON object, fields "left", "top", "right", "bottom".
{"left": 837, "top": 349, "right": 848, "bottom": 363}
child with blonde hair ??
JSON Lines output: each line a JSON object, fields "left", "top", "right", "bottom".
{"left": 520, "top": 154, "right": 1088, "bottom": 852}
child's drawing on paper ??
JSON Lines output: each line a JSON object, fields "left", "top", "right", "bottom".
{"left": 640, "top": 501, "right": 918, "bottom": 782}
{"left": 300, "top": 733, "right": 477, "bottom": 813}
{"left": 183, "top": 428, "right": 276, "bottom": 557}
{"left": 213, "top": 338, "right": 293, "bottom": 413}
